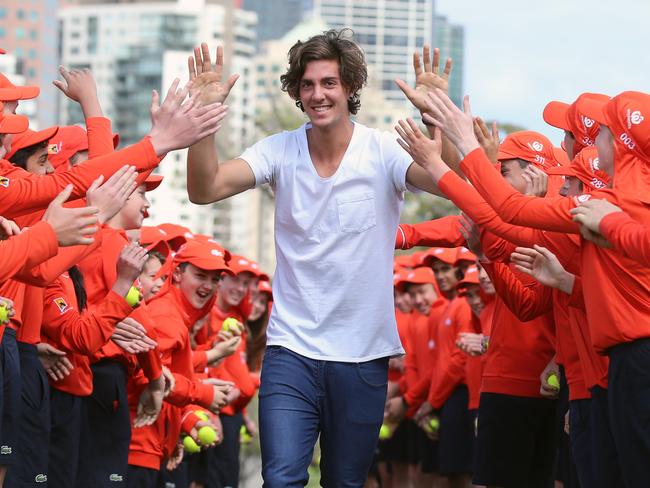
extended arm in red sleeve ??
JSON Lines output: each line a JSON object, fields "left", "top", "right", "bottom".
{"left": 86, "top": 117, "right": 115, "bottom": 158}
{"left": 600, "top": 211, "right": 650, "bottom": 266}
{"left": 480, "top": 262, "right": 553, "bottom": 322}
{"left": 459, "top": 149, "right": 579, "bottom": 233}
{"left": 42, "top": 283, "right": 133, "bottom": 356}
{"left": 0, "top": 221, "right": 58, "bottom": 283}
{"left": 395, "top": 216, "right": 466, "bottom": 250}
{"left": 1, "top": 137, "right": 160, "bottom": 218}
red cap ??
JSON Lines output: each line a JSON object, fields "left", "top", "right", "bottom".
{"left": 173, "top": 240, "right": 233, "bottom": 274}
{"left": 421, "top": 247, "right": 457, "bottom": 266}
{"left": 229, "top": 255, "right": 261, "bottom": 277}
{"left": 497, "top": 131, "right": 561, "bottom": 171}
{"left": 543, "top": 93, "right": 610, "bottom": 154}
{"left": 394, "top": 253, "right": 418, "bottom": 269}
{"left": 139, "top": 226, "right": 172, "bottom": 258}
{"left": 0, "top": 105, "right": 29, "bottom": 135}
{"left": 144, "top": 174, "right": 163, "bottom": 192}
{"left": 546, "top": 146, "right": 610, "bottom": 192}
{"left": 47, "top": 125, "right": 119, "bottom": 171}
{"left": 6, "top": 126, "right": 59, "bottom": 160}
{"left": 395, "top": 266, "right": 437, "bottom": 288}
{"left": 582, "top": 91, "right": 650, "bottom": 161}
{"left": 456, "top": 265, "right": 480, "bottom": 294}
{"left": 455, "top": 246, "right": 477, "bottom": 265}
{"left": 258, "top": 280, "right": 273, "bottom": 298}
{"left": 0, "top": 73, "right": 39, "bottom": 101}
{"left": 157, "top": 223, "right": 195, "bottom": 251}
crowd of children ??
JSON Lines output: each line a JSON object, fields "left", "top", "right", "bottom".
{"left": 2, "top": 26, "right": 650, "bottom": 488}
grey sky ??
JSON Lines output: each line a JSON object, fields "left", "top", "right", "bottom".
{"left": 437, "top": 0, "right": 650, "bottom": 142}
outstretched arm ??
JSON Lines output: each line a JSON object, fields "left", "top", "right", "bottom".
{"left": 185, "top": 43, "right": 255, "bottom": 204}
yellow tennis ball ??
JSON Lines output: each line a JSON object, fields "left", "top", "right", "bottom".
{"left": 183, "top": 435, "right": 200, "bottom": 454}
{"left": 0, "top": 305, "right": 7, "bottom": 324}
{"left": 379, "top": 424, "right": 391, "bottom": 440}
{"left": 240, "top": 425, "right": 252, "bottom": 444}
{"left": 198, "top": 426, "right": 217, "bottom": 446}
{"left": 125, "top": 286, "right": 141, "bottom": 307}
{"left": 222, "top": 317, "right": 240, "bottom": 333}
{"left": 547, "top": 373, "right": 560, "bottom": 390}
{"left": 427, "top": 417, "right": 440, "bottom": 433}
{"left": 194, "top": 410, "right": 209, "bottom": 421}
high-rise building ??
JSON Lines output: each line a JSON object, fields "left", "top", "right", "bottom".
{"left": 0, "top": 53, "right": 38, "bottom": 125}
{"left": 58, "top": 0, "right": 276, "bottom": 273}
{"left": 0, "top": 0, "right": 59, "bottom": 128}
{"left": 242, "top": 0, "right": 305, "bottom": 48}
{"left": 434, "top": 14, "right": 464, "bottom": 107}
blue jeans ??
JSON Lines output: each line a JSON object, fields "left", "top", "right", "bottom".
{"left": 259, "top": 346, "right": 388, "bottom": 487}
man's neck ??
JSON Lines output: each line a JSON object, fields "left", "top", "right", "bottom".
{"left": 306, "top": 118, "right": 354, "bottom": 177}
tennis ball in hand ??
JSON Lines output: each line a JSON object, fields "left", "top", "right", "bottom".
{"left": 240, "top": 425, "right": 252, "bottom": 444}
{"left": 547, "top": 373, "right": 560, "bottom": 390}
{"left": 0, "top": 305, "right": 7, "bottom": 324}
{"left": 198, "top": 426, "right": 217, "bottom": 445}
{"left": 194, "top": 410, "right": 209, "bottom": 422}
{"left": 222, "top": 317, "right": 240, "bottom": 333}
{"left": 379, "top": 424, "right": 392, "bottom": 440}
{"left": 425, "top": 417, "right": 439, "bottom": 433}
{"left": 182, "top": 435, "right": 200, "bottom": 454}
{"left": 125, "top": 286, "right": 141, "bottom": 307}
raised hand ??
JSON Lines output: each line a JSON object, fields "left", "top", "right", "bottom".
{"left": 85, "top": 166, "right": 138, "bottom": 224}
{"left": 394, "top": 119, "right": 448, "bottom": 180}
{"left": 52, "top": 66, "right": 103, "bottom": 117}
{"left": 522, "top": 165, "right": 548, "bottom": 197}
{"left": 147, "top": 79, "right": 229, "bottom": 156}
{"left": 43, "top": 185, "right": 99, "bottom": 246}
{"left": 510, "top": 245, "right": 575, "bottom": 294}
{"left": 0, "top": 216, "right": 20, "bottom": 240}
{"left": 37, "top": 343, "right": 74, "bottom": 381}
{"left": 52, "top": 66, "right": 98, "bottom": 105}
{"left": 423, "top": 91, "right": 479, "bottom": 157}
{"left": 474, "top": 117, "right": 500, "bottom": 164}
{"left": 114, "top": 244, "right": 149, "bottom": 292}
{"left": 570, "top": 199, "right": 623, "bottom": 234}
{"left": 458, "top": 214, "right": 485, "bottom": 260}
{"left": 395, "top": 45, "right": 452, "bottom": 113}
{"left": 188, "top": 43, "right": 239, "bottom": 106}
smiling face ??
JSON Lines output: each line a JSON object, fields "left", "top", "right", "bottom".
{"left": 248, "top": 293, "right": 270, "bottom": 322}
{"left": 407, "top": 283, "right": 438, "bottom": 315}
{"left": 139, "top": 255, "right": 165, "bottom": 301}
{"left": 217, "top": 272, "right": 256, "bottom": 308}
{"left": 173, "top": 263, "right": 222, "bottom": 309}
{"left": 119, "top": 184, "right": 150, "bottom": 230}
{"left": 299, "top": 59, "right": 351, "bottom": 130}
{"left": 23, "top": 144, "right": 53, "bottom": 175}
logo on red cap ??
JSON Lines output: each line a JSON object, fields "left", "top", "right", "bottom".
{"left": 582, "top": 116, "right": 595, "bottom": 129}
{"left": 210, "top": 249, "right": 223, "bottom": 257}
{"left": 528, "top": 141, "right": 544, "bottom": 152}
{"left": 589, "top": 157, "right": 600, "bottom": 172}
{"left": 627, "top": 109, "right": 644, "bottom": 128}
{"left": 0, "top": 177, "right": 9, "bottom": 188}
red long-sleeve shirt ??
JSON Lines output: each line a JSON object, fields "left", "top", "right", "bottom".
{"left": 600, "top": 211, "right": 650, "bottom": 266}
{"left": 0, "top": 221, "right": 58, "bottom": 284}
{"left": 40, "top": 271, "right": 134, "bottom": 396}
{"left": 427, "top": 296, "right": 473, "bottom": 409}
{"left": 460, "top": 147, "right": 650, "bottom": 353}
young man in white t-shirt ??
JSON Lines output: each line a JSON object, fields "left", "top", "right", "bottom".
{"left": 185, "top": 30, "right": 453, "bottom": 487}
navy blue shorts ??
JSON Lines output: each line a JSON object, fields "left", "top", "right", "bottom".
{"left": 49, "top": 387, "right": 83, "bottom": 487}
{"left": 207, "top": 412, "right": 243, "bottom": 486}
{"left": 77, "top": 360, "right": 130, "bottom": 487}
{"left": 473, "top": 392, "right": 556, "bottom": 488}
{"left": 414, "top": 425, "right": 438, "bottom": 473}
{"left": 5, "top": 342, "right": 51, "bottom": 487}
{"left": 158, "top": 461, "right": 189, "bottom": 488}
{"left": 377, "top": 418, "right": 417, "bottom": 465}
{"left": 0, "top": 328, "right": 20, "bottom": 467}
{"left": 608, "top": 339, "right": 650, "bottom": 488}
{"left": 126, "top": 465, "right": 158, "bottom": 487}
{"left": 438, "top": 384, "right": 473, "bottom": 476}
{"left": 589, "top": 386, "right": 623, "bottom": 487}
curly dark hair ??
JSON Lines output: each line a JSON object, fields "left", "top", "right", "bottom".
{"left": 280, "top": 28, "right": 367, "bottom": 115}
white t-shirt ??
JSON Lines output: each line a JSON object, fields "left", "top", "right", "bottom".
{"left": 240, "top": 122, "right": 413, "bottom": 362}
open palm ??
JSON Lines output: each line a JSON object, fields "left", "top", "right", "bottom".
{"left": 396, "top": 45, "right": 452, "bottom": 112}
{"left": 188, "top": 43, "right": 239, "bottom": 106}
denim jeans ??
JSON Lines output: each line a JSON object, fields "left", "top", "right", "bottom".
{"left": 259, "top": 346, "right": 388, "bottom": 487}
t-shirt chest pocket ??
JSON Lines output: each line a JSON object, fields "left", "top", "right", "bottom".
{"left": 335, "top": 192, "right": 377, "bottom": 233}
